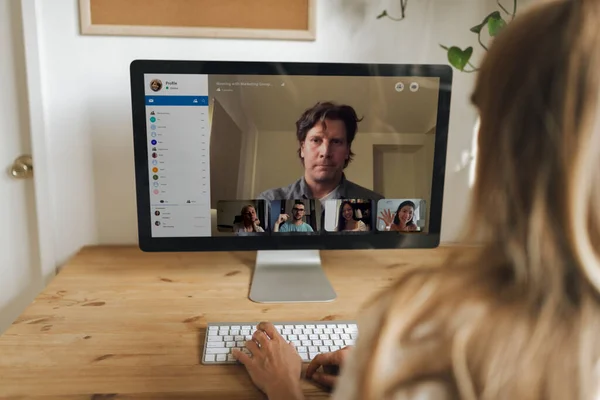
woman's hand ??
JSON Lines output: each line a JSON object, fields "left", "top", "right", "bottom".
{"left": 232, "top": 322, "right": 304, "bottom": 400}
{"left": 378, "top": 209, "right": 394, "bottom": 227}
{"left": 305, "top": 347, "right": 352, "bottom": 389}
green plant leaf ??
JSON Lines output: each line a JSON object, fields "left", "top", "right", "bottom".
{"left": 377, "top": 10, "right": 388, "bottom": 19}
{"left": 488, "top": 14, "right": 507, "bottom": 36}
{"left": 470, "top": 11, "right": 501, "bottom": 34}
{"left": 447, "top": 46, "right": 473, "bottom": 71}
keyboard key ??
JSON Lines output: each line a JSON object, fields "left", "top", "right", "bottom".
{"left": 317, "top": 325, "right": 326, "bottom": 329}
{"left": 341, "top": 334, "right": 351, "bottom": 340}
{"left": 282, "top": 329, "right": 292, "bottom": 335}
{"left": 309, "top": 334, "right": 319, "bottom": 340}
{"left": 208, "top": 326, "right": 218, "bottom": 331}
{"left": 293, "top": 329, "right": 303, "bottom": 335}
{"left": 227, "top": 354, "right": 236, "bottom": 362}
{"left": 324, "top": 340, "right": 333, "bottom": 346}
{"left": 299, "top": 353, "right": 309, "bottom": 361}
{"left": 216, "top": 354, "right": 227, "bottom": 362}
{"left": 319, "top": 346, "right": 330, "bottom": 352}
{"left": 285, "top": 325, "right": 294, "bottom": 329}
{"left": 292, "top": 340, "right": 301, "bottom": 347}
{"left": 334, "top": 339, "right": 344, "bottom": 346}
{"left": 224, "top": 335, "right": 234, "bottom": 341}
{"left": 226, "top": 342, "right": 236, "bottom": 348}
{"left": 334, "top": 328, "right": 344, "bottom": 334}
{"left": 207, "top": 348, "right": 230, "bottom": 355}
{"left": 299, "top": 334, "right": 308, "bottom": 340}
{"left": 302, "top": 340, "right": 311, "bottom": 346}
{"left": 205, "top": 354, "right": 215, "bottom": 362}
{"left": 313, "top": 340, "right": 323, "bottom": 346}
{"left": 207, "top": 336, "right": 223, "bottom": 342}
{"left": 242, "top": 326, "right": 252, "bottom": 330}
{"left": 330, "top": 346, "right": 340, "bottom": 352}
{"left": 331, "top": 334, "right": 340, "bottom": 340}
{"left": 308, "top": 346, "right": 318, "bottom": 353}
{"left": 241, "top": 330, "right": 250, "bottom": 335}
{"left": 236, "top": 341, "right": 245, "bottom": 347}
{"left": 319, "top": 334, "right": 329, "bottom": 340}
{"left": 306, "top": 325, "right": 316, "bottom": 329}
{"left": 207, "top": 342, "right": 225, "bottom": 348}
{"left": 324, "top": 328, "right": 333, "bottom": 334}
{"left": 288, "top": 335, "right": 298, "bottom": 341}
{"left": 297, "top": 346, "right": 307, "bottom": 353}
{"left": 231, "top": 330, "right": 240, "bottom": 336}
{"left": 231, "top": 326, "right": 241, "bottom": 330}
{"left": 345, "top": 339, "right": 355, "bottom": 346}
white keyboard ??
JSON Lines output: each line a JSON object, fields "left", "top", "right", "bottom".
{"left": 202, "top": 321, "right": 358, "bottom": 364}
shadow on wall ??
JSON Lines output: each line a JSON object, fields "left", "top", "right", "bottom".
{"left": 89, "top": 104, "right": 139, "bottom": 244}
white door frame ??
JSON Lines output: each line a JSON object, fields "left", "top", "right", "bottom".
{"left": 21, "top": 0, "right": 56, "bottom": 283}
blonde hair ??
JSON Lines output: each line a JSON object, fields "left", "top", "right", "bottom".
{"left": 358, "top": 0, "right": 600, "bottom": 398}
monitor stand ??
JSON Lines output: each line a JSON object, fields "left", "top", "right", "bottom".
{"left": 249, "top": 250, "right": 337, "bottom": 303}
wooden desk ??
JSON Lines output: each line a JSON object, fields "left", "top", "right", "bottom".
{"left": 0, "top": 245, "right": 456, "bottom": 399}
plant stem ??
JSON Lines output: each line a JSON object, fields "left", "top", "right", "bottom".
{"left": 467, "top": 61, "right": 480, "bottom": 71}
{"left": 496, "top": 0, "right": 510, "bottom": 15}
{"left": 478, "top": 33, "right": 488, "bottom": 51}
{"left": 512, "top": 0, "right": 517, "bottom": 19}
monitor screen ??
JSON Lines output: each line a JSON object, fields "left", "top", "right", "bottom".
{"left": 130, "top": 61, "right": 452, "bottom": 251}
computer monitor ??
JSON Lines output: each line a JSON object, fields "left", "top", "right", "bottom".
{"left": 130, "top": 60, "right": 452, "bottom": 303}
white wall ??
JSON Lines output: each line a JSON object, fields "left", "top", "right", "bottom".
{"left": 35, "top": 0, "right": 507, "bottom": 266}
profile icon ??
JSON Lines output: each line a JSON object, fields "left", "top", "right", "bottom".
{"left": 394, "top": 82, "right": 405, "bottom": 92}
{"left": 152, "top": 152, "right": 158, "bottom": 158}
{"left": 155, "top": 210, "right": 161, "bottom": 216}
{"left": 155, "top": 221, "right": 161, "bottom": 226}
{"left": 150, "top": 79, "right": 162, "bottom": 92}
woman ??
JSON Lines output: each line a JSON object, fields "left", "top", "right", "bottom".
{"left": 335, "top": 201, "right": 368, "bottom": 232}
{"left": 232, "top": 205, "right": 264, "bottom": 234}
{"left": 232, "top": 0, "right": 600, "bottom": 398}
{"left": 378, "top": 200, "right": 419, "bottom": 232}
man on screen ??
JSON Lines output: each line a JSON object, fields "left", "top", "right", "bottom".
{"left": 273, "top": 201, "right": 314, "bottom": 233}
{"left": 257, "top": 102, "right": 384, "bottom": 202}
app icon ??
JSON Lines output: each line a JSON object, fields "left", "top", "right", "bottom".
{"left": 150, "top": 124, "right": 156, "bottom": 130}
{"left": 153, "top": 182, "right": 159, "bottom": 187}
{"left": 152, "top": 147, "right": 157, "bottom": 151}
{"left": 155, "top": 211, "right": 161, "bottom": 216}
{"left": 394, "top": 82, "right": 404, "bottom": 92}
{"left": 151, "top": 132, "right": 157, "bottom": 137}
{"left": 155, "top": 221, "right": 161, "bottom": 226}
{"left": 153, "top": 189, "right": 159, "bottom": 195}
{"left": 153, "top": 175, "right": 159, "bottom": 180}
{"left": 160, "top": 200, "right": 165, "bottom": 203}
{"left": 410, "top": 82, "right": 419, "bottom": 92}
{"left": 150, "top": 111, "right": 155, "bottom": 115}
{"left": 151, "top": 140, "right": 157, "bottom": 145}
{"left": 152, "top": 167, "right": 158, "bottom": 173}
{"left": 150, "top": 117, "right": 156, "bottom": 123}
{"left": 152, "top": 160, "right": 158, "bottom": 165}
{"left": 152, "top": 152, "right": 158, "bottom": 158}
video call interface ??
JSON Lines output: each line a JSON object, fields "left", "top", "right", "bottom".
{"left": 143, "top": 73, "right": 440, "bottom": 238}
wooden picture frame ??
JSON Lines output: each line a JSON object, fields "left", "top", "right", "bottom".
{"left": 79, "top": 0, "right": 316, "bottom": 41}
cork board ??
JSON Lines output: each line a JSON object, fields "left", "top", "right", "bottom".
{"left": 79, "top": 0, "right": 316, "bottom": 40}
